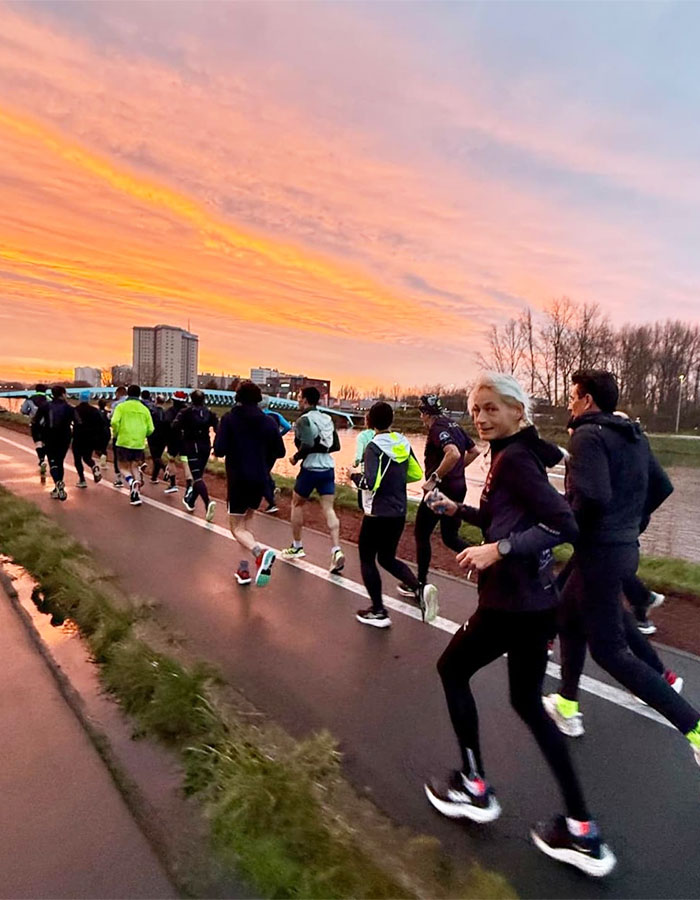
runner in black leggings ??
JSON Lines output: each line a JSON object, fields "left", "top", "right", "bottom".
{"left": 350, "top": 402, "right": 426, "bottom": 627}
{"left": 424, "top": 372, "right": 615, "bottom": 877}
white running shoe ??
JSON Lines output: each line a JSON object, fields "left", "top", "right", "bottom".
{"left": 205, "top": 500, "right": 217, "bottom": 523}
{"left": 420, "top": 584, "right": 439, "bottom": 623}
{"left": 543, "top": 694, "right": 585, "bottom": 737}
{"left": 330, "top": 548, "right": 345, "bottom": 574}
{"left": 649, "top": 591, "right": 665, "bottom": 609}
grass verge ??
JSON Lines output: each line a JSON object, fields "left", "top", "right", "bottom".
{"left": 0, "top": 485, "right": 515, "bottom": 900}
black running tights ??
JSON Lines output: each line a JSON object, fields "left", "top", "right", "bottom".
{"left": 45, "top": 439, "right": 71, "bottom": 484}
{"left": 72, "top": 439, "right": 94, "bottom": 481}
{"left": 359, "top": 515, "right": 418, "bottom": 612}
{"left": 559, "top": 545, "right": 699, "bottom": 734}
{"left": 186, "top": 448, "right": 211, "bottom": 509}
{"left": 416, "top": 485, "right": 468, "bottom": 583}
{"left": 437, "top": 606, "right": 590, "bottom": 820}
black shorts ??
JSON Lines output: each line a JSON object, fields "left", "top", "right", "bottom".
{"left": 116, "top": 447, "right": 146, "bottom": 464}
{"left": 227, "top": 480, "right": 266, "bottom": 515}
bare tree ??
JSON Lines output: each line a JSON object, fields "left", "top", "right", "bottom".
{"left": 476, "top": 318, "right": 526, "bottom": 375}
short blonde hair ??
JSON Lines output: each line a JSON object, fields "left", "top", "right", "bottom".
{"left": 468, "top": 372, "right": 533, "bottom": 426}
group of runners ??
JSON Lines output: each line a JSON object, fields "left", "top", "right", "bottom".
{"left": 18, "top": 368, "right": 700, "bottom": 878}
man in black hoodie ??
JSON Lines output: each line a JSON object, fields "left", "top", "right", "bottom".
{"left": 72, "top": 390, "right": 104, "bottom": 488}
{"left": 33, "top": 385, "right": 74, "bottom": 501}
{"left": 214, "top": 381, "right": 285, "bottom": 587}
{"left": 545, "top": 370, "right": 700, "bottom": 768}
{"left": 162, "top": 391, "right": 188, "bottom": 494}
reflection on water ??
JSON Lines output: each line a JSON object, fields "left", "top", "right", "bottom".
{"left": 3, "top": 400, "right": 698, "bottom": 563}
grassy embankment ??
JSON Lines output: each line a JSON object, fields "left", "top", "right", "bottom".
{"left": 0, "top": 485, "right": 514, "bottom": 900}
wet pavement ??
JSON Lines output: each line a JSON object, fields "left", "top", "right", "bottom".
{"left": 2, "top": 426, "right": 700, "bottom": 899}
{"left": 0, "top": 575, "right": 175, "bottom": 898}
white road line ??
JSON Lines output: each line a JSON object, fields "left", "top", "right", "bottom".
{"left": 0, "top": 433, "right": 674, "bottom": 730}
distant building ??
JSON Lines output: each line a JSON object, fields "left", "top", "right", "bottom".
{"left": 197, "top": 372, "right": 240, "bottom": 390}
{"left": 265, "top": 373, "right": 331, "bottom": 406}
{"left": 250, "top": 367, "right": 280, "bottom": 386}
{"left": 133, "top": 325, "right": 198, "bottom": 387}
{"left": 74, "top": 366, "right": 102, "bottom": 387}
{"left": 110, "top": 365, "right": 133, "bottom": 386}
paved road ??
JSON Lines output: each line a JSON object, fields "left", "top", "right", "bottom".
{"left": 0, "top": 577, "right": 175, "bottom": 898}
{"left": 2, "top": 428, "right": 699, "bottom": 899}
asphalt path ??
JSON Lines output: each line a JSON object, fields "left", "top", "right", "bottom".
{"left": 2, "top": 428, "right": 700, "bottom": 899}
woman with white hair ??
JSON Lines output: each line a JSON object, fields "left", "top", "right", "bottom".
{"left": 423, "top": 372, "right": 615, "bottom": 877}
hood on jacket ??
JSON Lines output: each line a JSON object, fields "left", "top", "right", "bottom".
{"left": 570, "top": 411, "right": 643, "bottom": 443}
{"left": 371, "top": 431, "right": 412, "bottom": 462}
{"left": 492, "top": 425, "right": 564, "bottom": 468}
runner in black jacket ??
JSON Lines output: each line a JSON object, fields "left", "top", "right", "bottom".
{"left": 545, "top": 370, "right": 700, "bottom": 770}
{"left": 72, "top": 391, "right": 104, "bottom": 488}
{"left": 33, "top": 386, "right": 74, "bottom": 501}
{"left": 173, "top": 390, "right": 219, "bottom": 520}
{"left": 423, "top": 372, "right": 615, "bottom": 878}
{"left": 214, "top": 382, "right": 285, "bottom": 587}
{"left": 162, "top": 392, "right": 187, "bottom": 493}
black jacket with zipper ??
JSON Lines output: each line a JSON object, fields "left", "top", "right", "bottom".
{"left": 566, "top": 411, "right": 673, "bottom": 545}
{"left": 457, "top": 426, "right": 578, "bottom": 612}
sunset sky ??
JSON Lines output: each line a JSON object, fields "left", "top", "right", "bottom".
{"left": 1, "top": 1, "right": 699, "bottom": 389}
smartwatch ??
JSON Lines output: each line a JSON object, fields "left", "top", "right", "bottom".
{"left": 429, "top": 472, "right": 442, "bottom": 485}
{"left": 497, "top": 538, "right": 512, "bottom": 557}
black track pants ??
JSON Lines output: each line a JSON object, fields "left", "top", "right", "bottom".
{"left": 416, "top": 482, "right": 468, "bottom": 583}
{"left": 559, "top": 545, "right": 699, "bottom": 734}
{"left": 359, "top": 515, "right": 418, "bottom": 612}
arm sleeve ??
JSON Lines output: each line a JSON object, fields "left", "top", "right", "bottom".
{"left": 362, "top": 443, "right": 380, "bottom": 490}
{"left": 213, "top": 417, "right": 228, "bottom": 457}
{"left": 567, "top": 428, "right": 612, "bottom": 531}
{"left": 110, "top": 405, "right": 122, "bottom": 439}
{"left": 503, "top": 452, "right": 579, "bottom": 555}
{"left": 457, "top": 504, "right": 485, "bottom": 528}
{"left": 642, "top": 447, "right": 673, "bottom": 528}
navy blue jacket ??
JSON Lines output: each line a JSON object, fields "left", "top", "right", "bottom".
{"left": 33, "top": 398, "right": 74, "bottom": 443}
{"left": 214, "top": 405, "right": 285, "bottom": 484}
{"left": 566, "top": 412, "right": 673, "bottom": 545}
{"left": 458, "top": 426, "right": 578, "bottom": 612}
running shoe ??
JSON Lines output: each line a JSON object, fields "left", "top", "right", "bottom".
{"left": 396, "top": 583, "right": 417, "bottom": 598}
{"left": 543, "top": 693, "right": 585, "bottom": 737}
{"left": 531, "top": 815, "right": 616, "bottom": 877}
{"left": 114, "top": 476, "right": 124, "bottom": 488}
{"left": 664, "top": 670, "right": 684, "bottom": 694}
{"left": 356, "top": 608, "right": 392, "bottom": 628}
{"left": 164, "top": 482, "right": 178, "bottom": 494}
{"left": 649, "top": 591, "right": 666, "bottom": 609}
{"left": 419, "top": 583, "right": 439, "bottom": 623}
{"left": 205, "top": 500, "right": 217, "bottom": 523}
{"left": 92, "top": 464, "right": 102, "bottom": 484}
{"left": 281, "top": 546, "right": 306, "bottom": 560}
{"left": 235, "top": 561, "right": 252, "bottom": 585}
{"left": 182, "top": 491, "right": 196, "bottom": 513}
{"left": 49, "top": 486, "right": 59, "bottom": 499}
{"left": 637, "top": 618, "right": 657, "bottom": 635}
{"left": 57, "top": 481, "right": 67, "bottom": 502}
{"left": 255, "top": 549, "right": 277, "bottom": 587}
{"left": 129, "top": 488, "right": 142, "bottom": 506}
{"left": 330, "top": 548, "right": 345, "bottom": 574}
{"left": 75, "top": 480, "right": 88, "bottom": 489}
{"left": 424, "top": 770, "right": 501, "bottom": 823}
{"left": 149, "top": 477, "right": 160, "bottom": 485}
{"left": 39, "top": 461, "right": 47, "bottom": 478}
{"left": 265, "top": 505, "right": 279, "bottom": 514}
{"left": 99, "top": 454, "right": 107, "bottom": 468}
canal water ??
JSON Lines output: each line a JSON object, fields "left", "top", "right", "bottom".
{"left": 3, "top": 399, "right": 698, "bottom": 563}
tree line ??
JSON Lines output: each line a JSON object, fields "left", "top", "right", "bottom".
{"left": 476, "top": 298, "right": 700, "bottom": 430}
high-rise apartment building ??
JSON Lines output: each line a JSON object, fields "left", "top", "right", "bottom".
{"left": 74, "top": 366, "right": 102, "bottom": 387}
{"left": 133, "top": 325, "right": 199, "bottom": 387}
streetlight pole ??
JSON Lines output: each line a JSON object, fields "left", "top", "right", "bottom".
{"left": 675, "top": 374, "right": 686, "bottom": 433}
